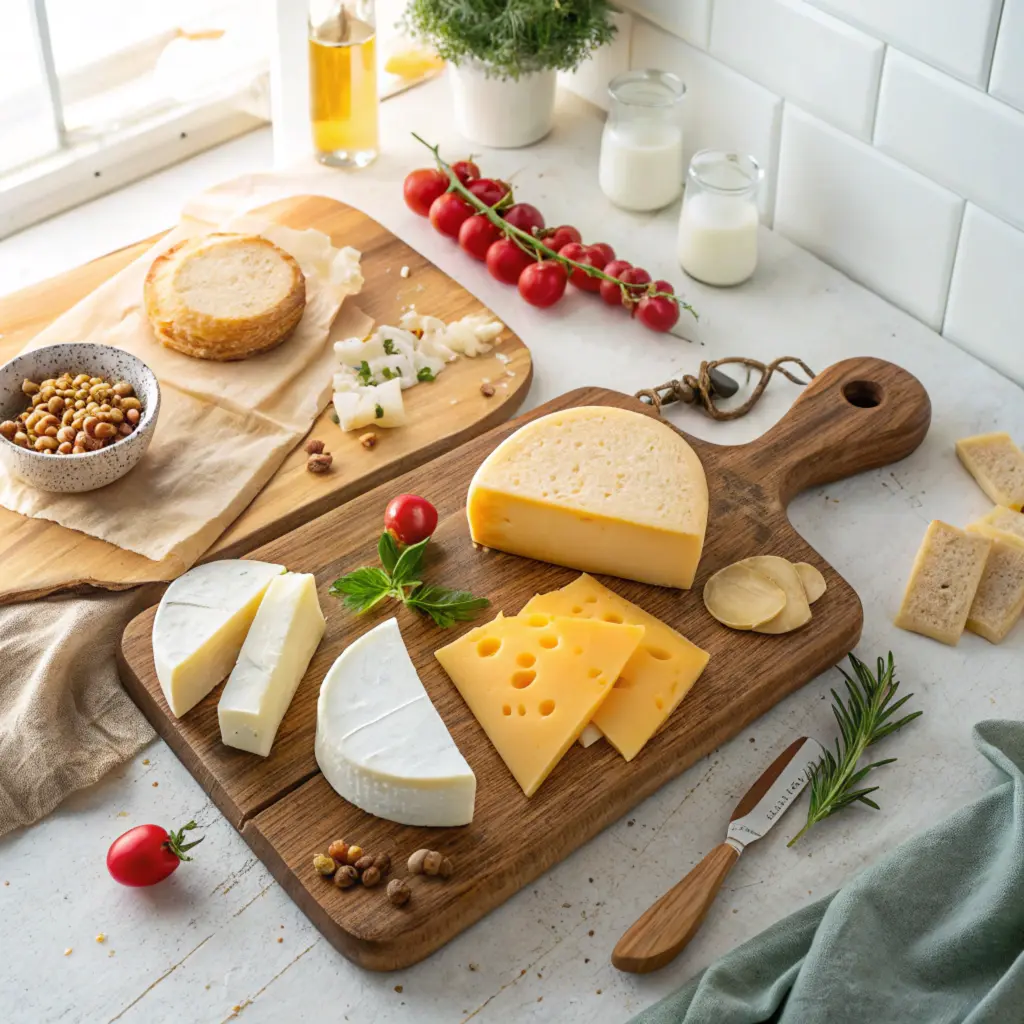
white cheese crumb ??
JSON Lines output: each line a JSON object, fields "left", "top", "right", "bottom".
{"left": 495, "top": 352, "right": 511, "bottom": 365}
{"left": 506, "top": 370, "right": 517, "bottom": 377}
{"left": 480, "top": 377, "right": 490, "bottom": 384}
{"left": 450, "top": 398, "right": 459, "bottom": 405}
{"left": 400, "top": 266, "right": 410, "bottom": 278}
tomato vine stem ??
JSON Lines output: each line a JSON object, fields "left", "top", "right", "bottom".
{"left": 411, "top": 133, "right": 697, "bottom": 320}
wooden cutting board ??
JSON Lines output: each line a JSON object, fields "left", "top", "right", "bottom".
{"left": 0, "top": 196, "right": 532, "bottom": 604}
{"left": 118, "top": 357, "right": 930, "bottom": 970}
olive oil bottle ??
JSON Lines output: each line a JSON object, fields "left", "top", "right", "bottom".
{"left": 309, "top": 1, "right": 378, "bottom": 167}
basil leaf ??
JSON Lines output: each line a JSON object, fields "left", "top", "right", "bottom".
{"left": 383, "top": 337, "right": 397, "bottom": 356}
{"left": 406, "top": 584, "right": 490, "bottom": 628}
{"left": 391, "top": 537, "right": 430, "bottom": 588}
{"left": 328, "top": 567, "right": 393, "bottom": 613}
{"left": 416, "top": 367, "right": 436, "bottom": 383}
{"left": 378, "top": 532, "right": 400, "bottom": 574}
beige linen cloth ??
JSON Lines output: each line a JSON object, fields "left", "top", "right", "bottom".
{"left": 0, "top": 202, "right": 372, "bottom": 835}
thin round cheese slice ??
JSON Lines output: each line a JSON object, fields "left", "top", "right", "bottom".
{"left": 794, "top": 562, "right": 827, "bottom": 603}
{"left": 703, "top": 563, "right": 787, "bottom": 630}
{"left": 743, "top": 556, "right": 813, "bottom": 634}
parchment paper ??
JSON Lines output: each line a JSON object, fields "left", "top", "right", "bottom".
{"left": 0, "top": 214, "right": 371, "bottom": 565}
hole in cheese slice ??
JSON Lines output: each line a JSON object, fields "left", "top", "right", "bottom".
{"left": 522, "top": 574, "right": 709, "bottom": 761}
{"left": 467, "top": 406, "right": 708, "bottom": 589}
{"left": 435, "top": 612, "right": 644, "bottom": 796}
{"left": 703, "top": 563, "right": 787, "bottom": 630}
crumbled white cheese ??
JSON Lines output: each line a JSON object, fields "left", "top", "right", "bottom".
{"left": 495, "top": 352, "right": 511, "bottom": 365}
{"left": 400, "top": 266, "right": 410, "bottom": 278}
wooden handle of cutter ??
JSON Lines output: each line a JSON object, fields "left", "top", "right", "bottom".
{"left": 611, "top": 843, "right": 740, "bottom": 974}
{"left": 734, "top": 356, "right": 932, "bottom": 507}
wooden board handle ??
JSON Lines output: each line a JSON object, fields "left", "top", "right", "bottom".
{"left": 611, "top": 842, "right": 739, "bottom": 974}
{"left": 734, "top": 357, "right": 931, "bottom": 506}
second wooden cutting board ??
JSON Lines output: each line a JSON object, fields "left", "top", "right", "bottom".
{"left": 119, "top": 357, "right": 930, "bottom": 970}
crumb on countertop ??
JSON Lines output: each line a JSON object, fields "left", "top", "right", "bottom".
{"left": 400, "top": 266, "right": 410, "bottom": 278}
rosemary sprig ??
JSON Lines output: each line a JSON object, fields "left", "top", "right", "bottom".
{"left": 411, "top": 134, "right": 697, "bottom": 320}
{"left": 789, "top": 652, "right": 922, "bottom": 846}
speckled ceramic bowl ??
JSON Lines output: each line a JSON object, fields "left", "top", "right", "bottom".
{"left": 0, "top": 343, "right": 160, "bottom": 493}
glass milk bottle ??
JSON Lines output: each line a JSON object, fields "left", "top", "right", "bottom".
{"left": 598, "top": 70, "right": 685, "bottom": 212}
{"left": 309, "top": 0, "right": 378, "bottom": 167}
{"left": 677, "top": 151, "right": 763, "bottom": 286}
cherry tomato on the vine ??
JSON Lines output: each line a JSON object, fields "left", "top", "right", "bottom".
{"left": 567, "top": 245, "right": 610, "bottom": 293}
{"left": 451, "top": 160, "right": 480, "bottom": 184}
{"left": 652, "top": 279, "right": 675, "bottom": 295}
{"left": 557, "top": 241, "right": 588, "bottom": 263}
{"left": 458, "top": 214, "right": 503, "bottom": 261}
{"left": 403, "top": 168, "right": 448, "bottom": 217}
{"left": 599, "top": 259, "right": 633, "bottom": 306}
{"left": 468, "top": 178, "right": 511, "bottom": 208}
{"left": 589, "top": 242, "right": 616, "bottom": 264}
{"left": 544, "top": 225, "right": 582, "bottom": 252}
{"left": 429, "top": 192, "right": 474, "bottom": 238}
{"left": 385, "top": 494, "right": 438, "bottom": 546}
{"left": 486, "top": 238, "right": 534, "bottom": 284}
{"left": 617, "top": 266, "right": 653, "bottom": 309}
{"left": 107, "top": 821, "right": 204, "bottom": 887}
{"left": 504, "top": 203, "right": 545, "bottom": 235}
{"left": 519, "top": 260, "right": 568, "bottom": 308}
{"left": 636, "top": 294, "right": 680, "bottom": 332}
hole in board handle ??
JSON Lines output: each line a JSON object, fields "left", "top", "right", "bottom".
{"left": 842, "top": 380, "right": 883, "bottom": 409}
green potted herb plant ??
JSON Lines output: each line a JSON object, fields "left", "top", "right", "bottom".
{"left": 403, "top": 0, "right": 617, "bottom": 148}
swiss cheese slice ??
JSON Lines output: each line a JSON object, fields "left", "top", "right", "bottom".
{"left": 316, "top": 618, "right": 476, "bottom": 827}
{"left": 435, "top": 612, "right": 644, "bottom": 796}
{"left": 217, "top": 573, "right": 326, "bottom": 756}
{"left": 153, "top": 559, "right": 285, "bottom": 717}
{"left": 521, "top": 575, "right": 709, "bottom": 761}
{"left": 467, "top": 406, "right": 708, "bottom": 589}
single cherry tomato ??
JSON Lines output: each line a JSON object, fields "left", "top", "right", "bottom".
{"left": 403, "top": 168, "right": 448, "bottom": 217}
{"left": 568, "top": 245, "right": 610, "bottom": 293}
{"left": 486, "top": 237, "right": 534, "bottom": 284}
{"left": 636, "top": 294, "right": 681, "bottom": 332}
{"left": 429, "top": 192, "right": 474, "bottom": 238}
{"left": 503, "top": 203, "right": 545, "bottom": 234}
{"left": 107, "top": 821, "right": 204, "bottom": 887}
{"left": 458, "top": 214, "right": 504, "bottom": 261}
{"left": 468, "top": 178, "right": 511, "bottom": 208}
{"left": 617, "top": 266, "right": 653, "bottom": 309}
{"left": 589, "top": 242, "right": 616, "bottom": 264}
{"left": 544, "top": 225, "right": 582, "bottom": 251}
{"left": 599, "top": 259, "right": 633, "bottom": 306}
{"left": 519, "top": 260, "right": 568, "bottom": 308}
{"left": 451, "top": 159, "right": 480, "bottom": 185}
{"left": 385, "top": 494, "right": 438, "bottom": 545}
{"left": 557, "top": 241, "right": 589, "bottom": 263}
{"left": 651, "top": 279, "right": 675, "bottom": 294}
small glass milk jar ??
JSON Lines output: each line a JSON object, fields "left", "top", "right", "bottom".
{"left": 677, "top": 151, "right": 763, "bottom": 286}
{"left": 598, "top": 70, "right": 685, "bottom": 212}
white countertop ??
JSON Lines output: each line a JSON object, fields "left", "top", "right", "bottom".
{"left": 3, "top": 77, "right": 1022, "bottom": 1024}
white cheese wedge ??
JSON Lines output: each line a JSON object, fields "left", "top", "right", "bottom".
{"left": 315, "top": 617, "right": 476, "bottom": 826}
{"left": 217, "top": 573, "right": 326, "bottom": 756}
{"left": 153, "top": 560, "right": 285, "bottom": 718}
{"left": 332, "top": 377, "right": 406, "bottom": 430}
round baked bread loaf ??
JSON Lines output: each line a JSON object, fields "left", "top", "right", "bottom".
{"left": 144, "top": 233, "right": 306, "bottom": 361}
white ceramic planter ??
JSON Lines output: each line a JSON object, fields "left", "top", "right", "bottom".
{"left": 449, "top": 62, "right": 557, "bottom": 148}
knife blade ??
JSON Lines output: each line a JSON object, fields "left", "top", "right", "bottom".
{"left": 612, "top": 735, "right": 825, "bottom": 974}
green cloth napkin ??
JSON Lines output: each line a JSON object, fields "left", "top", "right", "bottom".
{"left": 630, "top": 720, "right": 1024, "bottom": 1024}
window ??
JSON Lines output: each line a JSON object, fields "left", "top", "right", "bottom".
{"left": 0, "top": 0, "right": 272, "bottom": 239}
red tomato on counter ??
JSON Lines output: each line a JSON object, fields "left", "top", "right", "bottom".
{"left": 107, "top": 821, "right": 204, "bottom": 887}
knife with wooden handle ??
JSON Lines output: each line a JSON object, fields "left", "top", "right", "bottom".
{"left": 611, "top": 735, "right": 825, "bottom": 974}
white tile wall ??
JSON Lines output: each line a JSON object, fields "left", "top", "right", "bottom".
{"left": 709, "top": 0, "right": 883, "bottom": 138}
{"left": 617, "top": 0, "right": 711, "bottom": 49}
{"left": 808, "top": 0, "right": 1003, "bottom": 86}
{"left": 558, "top": 1, "right": 1024, "bottom": 386}
{"left": 876, "top": 51, "right": 1024, "bottom": 233}
{"left": 944, "top": 206, "right": 1024, "bottom": 385}
{"left": 991, "top": 0, "right": 1024, "bottom": 114}
{"left": 775, "top": 107, "right": 962, "bottom": 328}
{"left": 630, "top": 20, "right": 782, "bottom": 222}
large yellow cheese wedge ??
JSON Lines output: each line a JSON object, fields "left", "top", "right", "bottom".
{"left": 522, "top": 575, "right": 709, "bottom": 761}
{"left": 434, "top": 612, "right": 644, "bottom": 796}
{"left": 467, "top": 406, "right": 708, "bottom": 589}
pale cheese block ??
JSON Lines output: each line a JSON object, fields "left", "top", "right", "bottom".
{"left": 521, "top": 574, "right": 709, "bottom": 761}
{"left": 435, "top": 612, "right": 644, "bottom": 796}
{"left": 578, "top": 723, "right": 605, "bottom": 748}
{"left": 316, "top": 618, "right": 475, "bottom": 827}
{"left": 895, "top": 521, "right": 991, "bottom": 645}
{"left": 955, "top": 433, "right": 1024, "bottom": 511}
{"left": 969, "top": 505, "right": 1024, "bottom": 546}
{"left": 466, "top": 406, "right": 708, "bottom": 589}
{"left": 153, "top": 559, "right": 286, "bottom": 717}
{"left": 964, "top": 525, "right": 1024, "bottom": 644}
{"left": 217, "top": 573, "right": 326, "bottom": 756}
